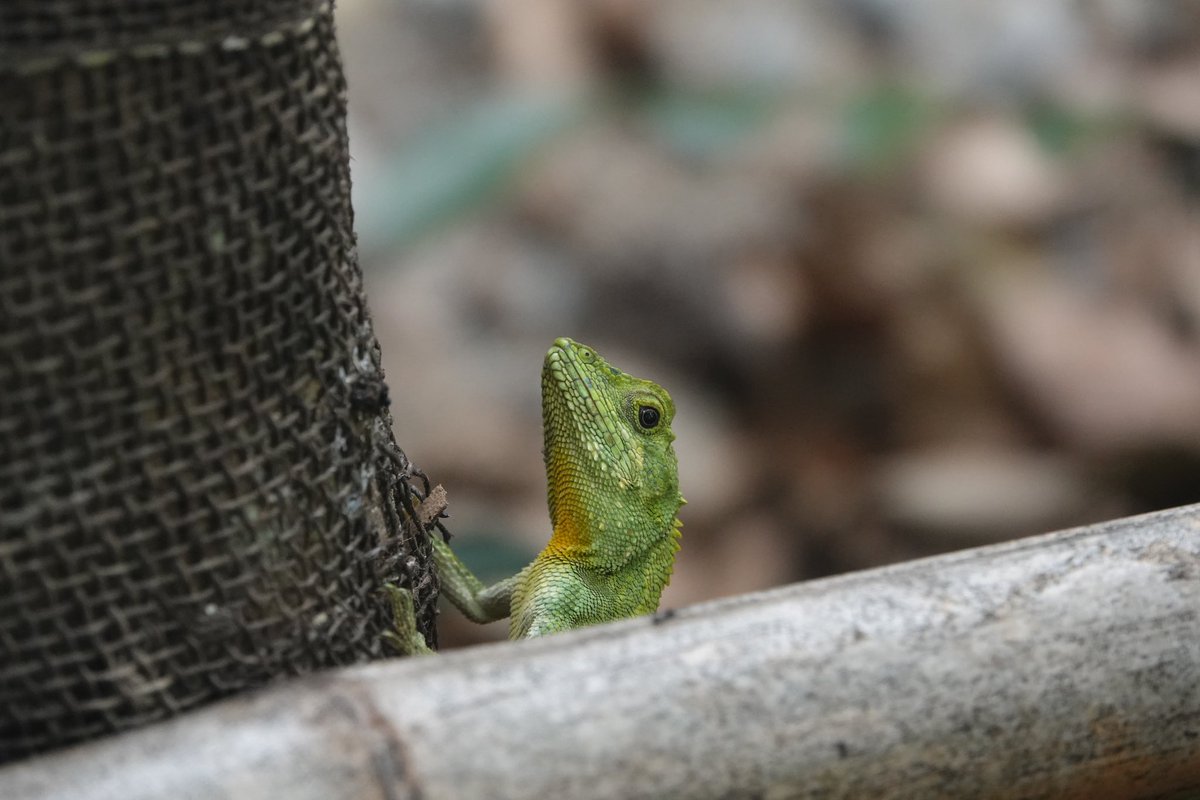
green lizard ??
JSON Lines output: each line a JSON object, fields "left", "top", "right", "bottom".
{"left": 386, "top": 337, "right": 684, "bottom": 654}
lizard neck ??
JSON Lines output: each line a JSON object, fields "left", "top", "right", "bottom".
{"left": 544, "top": 465, "right": 682, "bottom": 574}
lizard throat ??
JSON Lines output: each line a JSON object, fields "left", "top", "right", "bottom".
{"left": 543, "top": 453, "right": 680, "bottom": 569}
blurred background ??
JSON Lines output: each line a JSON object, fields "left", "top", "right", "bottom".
{"left": 337, "top": 0, "right": 1200, "bottom": 647}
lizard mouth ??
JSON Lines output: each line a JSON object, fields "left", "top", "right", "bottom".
{"left": 543, "top": 337, "right": 612, "bottom": 413}
{"left": 544, "top": 338, "right": 587, "bottom": 389}
{"left": 542, "top": 337, "right": 618, "bottom": 456}
{"left": 546, "top": 337, "right": 594, "bottom": 368}
{"left": 543, "top": 338, "right": 587, "bottom": 413}
{"left": 541, "top": 337, "right": 610, "bottom": 538}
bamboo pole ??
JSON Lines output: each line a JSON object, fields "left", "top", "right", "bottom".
{"left": 4, "top": 505, "right": 1200, "bottom": 799}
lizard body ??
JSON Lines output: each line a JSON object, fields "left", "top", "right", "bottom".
{"left": 386, "top": 337, "right": 683, "bottom": 653}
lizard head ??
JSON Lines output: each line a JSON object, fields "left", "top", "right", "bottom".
{"left": 541, "top": 337, "right": 683, "bottom": 556}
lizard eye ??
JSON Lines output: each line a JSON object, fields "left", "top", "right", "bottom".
{"left": 638, "top": 405, "right": 660, "bottom": 429}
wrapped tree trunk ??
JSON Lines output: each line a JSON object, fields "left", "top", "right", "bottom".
{"left": 0, "top": 0, "right": 436, "bottom": 764}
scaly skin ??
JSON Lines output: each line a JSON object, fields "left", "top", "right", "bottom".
{"left": 385, "top": 337, "right": 683, "bottom": 653}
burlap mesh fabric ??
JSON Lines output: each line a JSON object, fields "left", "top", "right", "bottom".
{"left": 0, "top": 0, "right": 439, "bottom": 763}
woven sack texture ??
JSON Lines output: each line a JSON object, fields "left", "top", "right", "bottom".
{"left": 0, "top": 0, "right": 438, "bottom": 763}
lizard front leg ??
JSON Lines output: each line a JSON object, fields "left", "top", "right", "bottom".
{"left": 383, "top": 535, "right": 517, "bottom": 655}
{"left": 431, "top": 535, "right": 515, "bottom": 623}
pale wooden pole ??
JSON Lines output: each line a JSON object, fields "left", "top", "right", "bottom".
{"left": 5, "top": 504, "right": 1200, "bottom": 800}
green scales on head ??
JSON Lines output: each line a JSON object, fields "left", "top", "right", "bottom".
{"left": 386, "top": 338, "right": 684, "bottom": 653}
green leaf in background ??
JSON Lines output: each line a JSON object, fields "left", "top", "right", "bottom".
{"left": 842, "top": 85, "right": 934, "bottom": 172}
{"left": 641, "top": 89, "right": 779, "bottom": 160}
{"left": 450, "top": 532, "right": 536, "bottom": 586}
{"left": 353, "top": 94, "right": 581, "bottom": 256}
{"left": 1025, "top": 103, "right": 1111, "bottom": 157}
